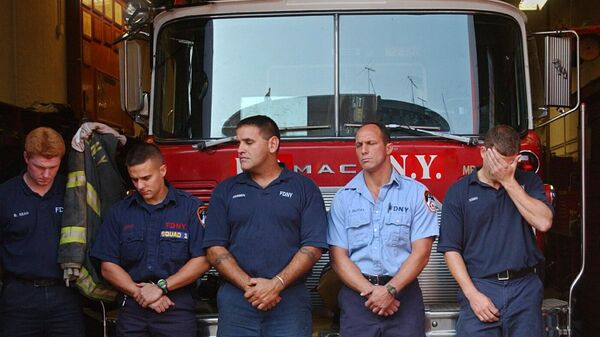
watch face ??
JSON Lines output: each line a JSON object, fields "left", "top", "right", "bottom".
{"left": 157, "top": 279, "right": 167, "bottom": 289}
{"left": 386, "top": 284, "right": 397, "bottom": 296}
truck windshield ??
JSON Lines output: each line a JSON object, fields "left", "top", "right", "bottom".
{"left": 153, "top": 13, "right": 526, "bottom": 140}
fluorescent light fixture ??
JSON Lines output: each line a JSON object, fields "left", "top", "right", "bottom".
{"left": 519, "top": 0, "right": 548, "bottom": 10}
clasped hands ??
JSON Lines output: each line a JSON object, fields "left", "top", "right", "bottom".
{"left": 243, "top": 277, "right": 284, "bottom": 311}
{"left": 133, "top": 282, "right": 174, "bottom": 313}
{"left": 361, "top": 285, "right": 400, "bottom": 317}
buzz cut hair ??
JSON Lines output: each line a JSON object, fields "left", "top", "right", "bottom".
{"left": 24, "top": 127, "right": 66, "bottom": 158}
{"left": 484, "top": 124, "right": 520, "bottom": 156}
{"left": 360, "top": 122, "right": 391, "bottom": 144}
{"left": 236, "top": 115, "right": 281, "bottom": 141}
{"left": 125, "top": 142, "right": 164, "bottom": 167}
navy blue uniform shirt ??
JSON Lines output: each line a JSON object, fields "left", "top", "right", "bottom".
{"left": 438, "top": 169, "right": 553, "bottom": 278}
{"left": 0, "top": 174, "right": 66, "bottom": 279}
{"left": 91, "top": 183, "right": 205, "bottom": 282}
{"left": 202, "top": 167, "right": 328, "bottom": 280}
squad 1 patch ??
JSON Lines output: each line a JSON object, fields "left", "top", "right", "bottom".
{"left": 160, "top": 230, "right": 189, "bottom": 240}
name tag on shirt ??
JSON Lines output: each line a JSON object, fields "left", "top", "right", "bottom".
{"left": 160, "top": 230, "right": 189, "bottom": 240}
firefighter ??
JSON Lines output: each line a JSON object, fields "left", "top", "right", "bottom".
{"left": 203, "top": 115, "right": 327, "bottom": 337}
{"left": 90, "top": 143, "right": 209, "bottom": 336}
{"left": 439, "top": 125, "right": 553, "bottom": 337}
{"left": 0, "top": 127, "right": 85, "bottom": 337}
{"left": 327, "top": 122, "right": 438, "bottom": 337}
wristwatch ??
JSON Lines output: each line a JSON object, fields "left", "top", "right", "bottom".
{"left": 156, "top": 279, "right": 169, "bottom": 295}
{"left": 385, "top": 284, "right": 398, "bottom": 297}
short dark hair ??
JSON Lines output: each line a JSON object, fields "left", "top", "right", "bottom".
{"left": 484, "top": 125, "right": 520, "bottom": 156}
{"left": 236, "top": 115, "right": 281, "bottom": 141}
{"left": 125, "top": 143, "right": 164, "bottom": 167}
{"left": 360, "top": 122, "right": 391, "bottom": 144}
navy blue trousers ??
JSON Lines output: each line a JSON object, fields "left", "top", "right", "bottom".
{"left": 216, "top": 282, "right": 312, "bottom": 337}
{"left": 116, "top": 287, "right": 197, "bottom": 337}
{"left": 338, "top": 281, "right": 425, "bottom": 337}
{"left": 0, "top": 278, "right": 85, "bottom": 337}
{"left": 456, "top": 273, "right": 544, "bottom": 337}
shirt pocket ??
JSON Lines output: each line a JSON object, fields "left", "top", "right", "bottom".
{"left": 384, "top": 212, "right": 410, "bottom": 248}
{"left": 345, "top": 213, "right": 372, "bottom": 253}
{"left": 159, "top": 236, "right": 189, "bottom": 266}
{"left": 3, "top": 217, "right": 33, "bottom": 241}
{"left": 120, "top": 232, "right": 144, "bottom": 267}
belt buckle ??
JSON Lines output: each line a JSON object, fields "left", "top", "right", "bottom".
{"left": 375, "top": 275, "right": 381, "bottom": 285}
{"left": 497, "top": 270, "right": 510, "bottom": 281}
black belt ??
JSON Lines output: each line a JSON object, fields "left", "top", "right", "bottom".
{"left": 487, "top": 267, "right": 535, "bottom": 281}
{"left": 6, "top": 275, "right": 61, "bottom": 287}
{"left": 362, "top": 274, "right": 393, "bottom": 285}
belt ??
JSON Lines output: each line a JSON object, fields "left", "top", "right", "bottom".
{"left": 6, "top": 275, "right": 61, "bottom": 287}
{"left": 487, "top": 267, "right": 535, "bottom": 281}
{"left": 362, "top": 274, "right": 393, "bottom": 285}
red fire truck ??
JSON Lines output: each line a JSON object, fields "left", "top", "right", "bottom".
{"left": 117, "top": 0, "right": 578, "bottom": 335}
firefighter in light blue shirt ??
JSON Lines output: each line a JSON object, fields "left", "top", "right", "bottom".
{"left": 328, "top": 122, "right": 438, "bottom": 337}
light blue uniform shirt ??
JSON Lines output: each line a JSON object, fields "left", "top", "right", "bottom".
{"left": 327, "top": 170, "right": 439, "bottom": 276}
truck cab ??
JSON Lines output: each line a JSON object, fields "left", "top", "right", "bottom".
{"left": 118, "top": 1, "right": 571, "bottom": 335}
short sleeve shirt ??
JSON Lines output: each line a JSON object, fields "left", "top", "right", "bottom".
{"left": 90, "top": 183, "right": 205, "bottom": 282}
{"left": 327, "top": 170, "right": 438, "bottom": 276}
{"left": 202, "top": 167, "right": 328, "bottom": 280}
{"left": 0, "top": 175, "right": 66, "bottom": 279}
{"left": 438, "top": 169, "right": 553, "bottom": 278}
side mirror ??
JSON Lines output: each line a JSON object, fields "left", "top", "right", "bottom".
{"left": 543, "top": 35, "right": 573, "bottom": 107}
{"left": 119, "top": 40, "right": 144, "bottom": 114}
{"left": 532, "top": 30, "right": 580, "bottom": 128}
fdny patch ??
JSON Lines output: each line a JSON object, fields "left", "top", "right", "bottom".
{"left": 197, "top": 205, "right": 208, "bottom": 227}
{"left": 424, "top": 190, "right": 438, "bottom": 213}
{"left": 160, "top": 230, "right": 189, "bottom": 240}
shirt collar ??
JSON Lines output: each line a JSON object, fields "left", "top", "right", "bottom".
{"left": 467, "top": 169, "right": 480, "bottom": 185}
{"left": 468, "top": 167, "right": 500, "bottom": 189}
{"left": 20, "top": 174, "right": 64, "bottom": 197}
{"left": 129, "top": 180, "right": 176, "bottom": 208}
{"left": 234, "top": 166, "right": 292, "bottom": 187}
{"left": 346, "top": 169, "right": 402, "bottom": 196}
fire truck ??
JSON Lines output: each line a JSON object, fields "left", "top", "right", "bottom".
{"left": 116, "top": 0, "right": 580, "bottom": 335}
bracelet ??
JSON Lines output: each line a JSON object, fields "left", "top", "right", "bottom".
{"left": 274, "top": 275, "right": 285, "bottom": 287}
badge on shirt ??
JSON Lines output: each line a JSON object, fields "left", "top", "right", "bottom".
{"left": 197, "top": 205, "right": 208, "bottom": 227}
{"left": 160, "top": 230, "right": 189, "bottom": 240}
{"left": 424, "top": 190, "right": 438, "bottom": 213}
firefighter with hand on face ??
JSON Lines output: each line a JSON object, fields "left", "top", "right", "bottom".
{"left": 0, "top": 127, "right": 85, "bottom": 337}
{"left": 203, "top": 115, "right": 328, "bottom": 337}
{"left": 439, "top": 125, "right": 553, "bottom": 337}
{"left": 328, "top": 122, "right": 438, "bottom": 337}
{"left": 91, "top": 143, "right": 209, "bottom": 337}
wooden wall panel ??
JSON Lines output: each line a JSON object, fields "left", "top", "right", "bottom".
{"left": 67, "top": 0, "right": 133, "bottom": 134}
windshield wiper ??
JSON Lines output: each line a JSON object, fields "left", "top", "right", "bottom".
{"left": 280, "top": 125, "right": 331, "bottom": 132}
{"left": 386, "top": 124, "right": 480, "bottom": 146}
{"left": 194, "top": 125, "right": 332, "bottom": 150}
{"left": 193, "top": 136, "right": 237, "bottom": 150}
{"left": 221, "top": 124, "right": 332, "bottom": 132}
{"left": 344, "top": 123, "right": 479, "bottom": 145}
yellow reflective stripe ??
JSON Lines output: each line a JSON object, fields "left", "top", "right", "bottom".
{"left": 59, "top": 226, "right": 86, "bottom": 245}
{"left": 76, "top": 267, "right": 117, "bottom": 302}
{"left": 66, "top": 171, "right": 86, "bottom": 188}
{"left": 86, "top": 182, "right": 101, "bottom": 216}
